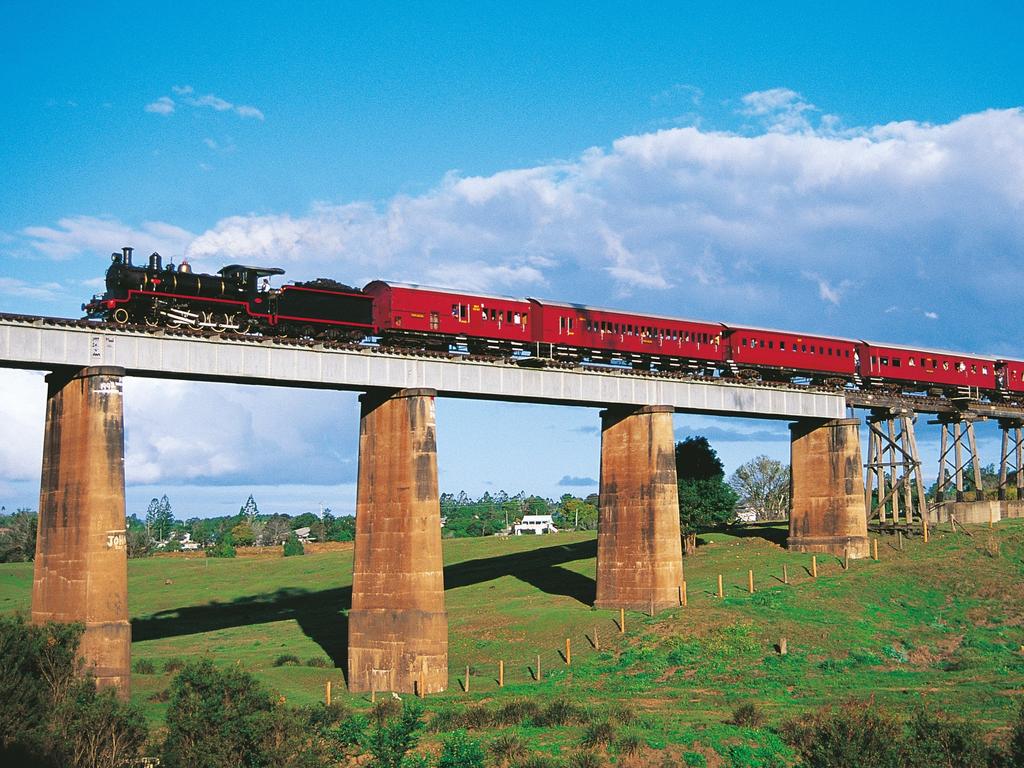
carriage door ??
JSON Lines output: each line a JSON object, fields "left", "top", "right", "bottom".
{"left": 558, "top": 315, "right": 575, "bottom": 336}
{"left": 429, "top": 311, "right": 439, "bottom": 331}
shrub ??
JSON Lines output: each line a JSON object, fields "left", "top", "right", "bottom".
{"left": 616, "top": 732, "right": 643, "bottom": 756}
{"left": 534, "top": 698, "right": 589, "bottom": 727}
{"left": 162, "top": 659, "right": 336, "bottom": 767}
{"left": 580, "top": 721, "right": 616, "bottom": 749}
{"left": 495, "top": 698, "right": 541, "bottom": 725}
{"left": 462, "top": 703, "right": 495, "bottom": 729}
{"left": 132, "top": 658, "right": 156, "bottom": 674}
{"left": 903, "top": 706, "right": 994, "bottom": 767}
{"left": 1012, "top": 699, "right": 1024, "bottom": 766}
{"left": 371, "top": 697, "right": 402, "bottom": 724}
{"left": 163, "top": 657, "right": 185, "bottom": 673}
{"left": 205, "top": 534, "right": 236, "bottom": 558}
{"left": 305, "top": 656, "right": 330, "bottom": 668}
{"left": 567, "top": 750, "right": 605, "bottom": 767}
{"left": 333, "top": 713, "right": 368, "bottom": 748}
{"left": 730, "top": 702, "right": 766, "bottom": 728}
{"left": 283, "top": 533, "right": 304, "bottom": 557}
{"left": 0, "top": 615, "right": 148, "bottom": 768}
{"left": 438, "top": 729, "right": 485, "bottom": 768}
{"left": 274, "top": 654, "right": 301, "bottom": 667}
{"left": 781, "top": 700, "right": 904, "bottom": 768}
{"left": 365, "top": 701, "right": 423, "bottom": 768}
{"left": 428, "top": 706, "right": 463, "bottom": 733}
{"left": 514, "top": 755, "right": 562, "bottom": 768}
{"left": 489, "top": 732, "right": 529, "bottom": 764}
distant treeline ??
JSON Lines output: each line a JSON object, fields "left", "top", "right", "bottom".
{"left": 440, "top": 491, "right": 598, "bottom": 538}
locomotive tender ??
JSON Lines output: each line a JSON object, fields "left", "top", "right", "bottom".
{"left": 84, "top": 247, "right": 1024, "bottom": 401}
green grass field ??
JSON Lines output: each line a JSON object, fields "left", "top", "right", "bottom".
{"left": 3, "top": 521, "right": 1024, "bottom": 762}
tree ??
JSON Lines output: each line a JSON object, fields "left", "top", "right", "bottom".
{"left": 146, "top": 495, "right": 174, "bottom": 543}
{"left": 291, "top": 512, "right": 319, "bottom": 530}
{"left": 327, "top": 514, "right": 356, "bottom": 542}
{"left": 239, "top": 494, "right": 259, "bottom": 523}
{"left": 126, "top": 528, "right": 153, "bottom": 559}
{"left": 0, "top": 509, "right": 37, "bottom": 562}
{"left": 675, "top": 436, "right": 726, "bottom": 481}
{"left": 283, "top": 533, "right": 304, "bottom": 557}
{"left": 438, "top": 729, "right": 485, "bottom": 768}
{"left": 231, "top": 521, "right": 256, "bottom": 547}
{"left": 729, "top": 455, "right": 791, "bottom": 521}
{"left": 205, "top": 533, "right": 236, "bottom": 559}
{"left": 261, "top": 515, "right": 292, "bottom": 545}
{"left": 559, "top": 495, "right": 598, "bottom": 530}
{"left": 676, "top": 437, "right": 738, "bottom": 553}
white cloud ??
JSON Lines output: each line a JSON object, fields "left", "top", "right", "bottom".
{"left": 22, "top": 215, "right": 195, "bottom": 260}
{"left": 0, "top": 277, "right": 65, "bottom": 301}
{"left": 144, "top": 96, "right": 175, "bottom": 115}
{"left": 739, "top": 88, "right": 818, "bottom": 133}
{"left": 924, "top": 311, "right": 939, "bottom": 320}
{"left": 145, "top": 87, "right": 265, "bottom": 121}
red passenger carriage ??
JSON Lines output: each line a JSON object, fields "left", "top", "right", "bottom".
{"left": 363, "top": 281, "right": 533, "bottom": 352}
{"left": 724, "top": 325, "right": 857, "bottom": 381}
{"left": 527, "top": 298, "right": 727, "bottom": 369}
{"left": 857, "top": 342, "right": 997, "bottom": 391}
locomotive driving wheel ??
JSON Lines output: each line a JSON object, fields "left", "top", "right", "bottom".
{"left": 112, "top": 307, "right": 130, "bottom": 325}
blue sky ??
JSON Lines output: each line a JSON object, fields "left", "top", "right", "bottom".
{"left": 2, "top": 2, "right": 1023, "bottom": 519}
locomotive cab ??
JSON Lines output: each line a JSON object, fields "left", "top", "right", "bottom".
{"left": 218, "top": 265, "right": 286, "bottom": 313}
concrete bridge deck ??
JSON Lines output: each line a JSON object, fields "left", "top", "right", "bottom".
{"left": 0, "top": 315, "right": 845, "bottom": 419}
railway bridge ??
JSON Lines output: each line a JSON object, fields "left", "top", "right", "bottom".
{"left": 1, "top": 315, "right": 1021, "bottom": 696}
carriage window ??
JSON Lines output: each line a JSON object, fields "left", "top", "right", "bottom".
{"left": 568, "top": 318, "right": 574, "bottom": 331}
{"left": 506, "top": 311, "right": 513, "bottom": 322}
{"left": 759, "top": 339, "right": 765, "bottom": 348}
{"left": 827, "top": 348, "right": 832, "bottom": 356}
{"left": 491, "top": 309, "right": 498, "bottom": 320}
{"left": 768, "top": 341, "right": 774, "bottom": 349}
{"left": 802, "top": 344, "right": 807, "bottom": 352}
{"left": 982, "top": 366, "right": 988, "bottom": 375}
{"left": 845, "top": 350, "right": 850, "bottom": 357}
{"left": 971, "top": 364, "right": 977, "bottom": 374}
{"left": 892, "top": 358, "right": 901, "bottom": 367}
{"left": 452, "top": 304, "right": 459, "bottom": 317}
{"left": 881, "top": 357, "right": 888, "bottom": 365}
{"left": 480, "top": 305, "right": 487, "bottom": 320}
{"left": 908, "top": 358, "right": 915, "bottom": 366}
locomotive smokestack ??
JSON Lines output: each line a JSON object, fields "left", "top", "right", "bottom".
{"left": 148, "top": 252, "right": 162, "bottom": 270}
{"left": 122, "top": 246, "right": 133, "bottom": 266}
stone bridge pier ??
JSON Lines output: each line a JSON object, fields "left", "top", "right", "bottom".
{"left": 31, "top": 366, "right": 131, "bottom": 697}
{"left": 347, "top": 388, "right": 448, "bottom": 694}
{"left": 595, "top": 405, "right": 683, "bottom": 611}
{"left": 788, "top": 418, "right": 870, "bottom": 559}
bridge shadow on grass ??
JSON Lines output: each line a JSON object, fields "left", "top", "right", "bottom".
{"left": 131, "top": 538, "right": 597, "bottom": 677}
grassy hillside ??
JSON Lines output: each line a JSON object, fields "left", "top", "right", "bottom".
{"left": 3, "top": 521, "right": 1023, "bottom": 762}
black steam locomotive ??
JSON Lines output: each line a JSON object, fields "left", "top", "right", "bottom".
{"left": 83, "top": 247, "right": 373, "bottom": 339}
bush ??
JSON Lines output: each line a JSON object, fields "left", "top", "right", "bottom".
{"left": 438, "top": 729, "right": 485, "bottom": 768}
{"left": 514, "top": 755, "right": 562, "bottom": 768}
{"left": 567, "top": 751, "right": 604, "bottom": 768}
{"left": 534, "top": 698, "right": 589, "bottom": 727}
{"left": 616, "top": 732, "right": 643, "bottom": 756}
{"left": 274, "top": 654, "right": 301, "bottom": 667}
{"left": 333, "top": 713, "right": 368, "bottom": 748}
{"left": 781, "top": 700, "right": 905, "bottom": 768}
{"left": 903, "top": 706, "right": 994, "bottom": 767}
{"left": 205, "top": 533, "right": 236, "bottom": 558}
{"left": 305, "top": 656, "right": 330, "bottom": 668}
{"left": 580, "top": 721, "right": 616, "bottom": 748}
{"left": 489, "top": 732, "right": 529, "bottom": 764}
{"left": 283, "top": 533, "right": 304, "bottom": 557}
{"left": 1011, "top": 699, "right": 1024, "bottom": 766}
{"left": 132, "top": 658, "right": 156, "bottom": 674}
{"left": 162, "top": 659, "right": 337, "bottom": 768}
{"left": 0, "top": 615, "right": 148, "bottom": 767}
{"left": 462, "top": 703, "right": 495, "bottom": 729}
{"left": 495, "top": 698, "right": 541, "bottom": 725}
{"left": 365, "top": 701, "right": 423, "bottom": 768}
{"left": 163, "top": 657, "right": 185, "bottom": 673}
{"left": 730, "top": 702, "right": 766, "bottom": 728}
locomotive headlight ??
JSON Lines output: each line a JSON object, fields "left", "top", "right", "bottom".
{"left": 106, "top": 300, "right": 117, "bottom": 308}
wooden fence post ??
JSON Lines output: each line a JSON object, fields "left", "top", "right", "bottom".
{"left": 681, "top": 581, "right": 688, "bottom": 607}
{"left": 565, "top": 638, "right": 571, "bottom": 666}
{"left": 779, "top": 638, "right": 788, "bottom": 655}
{"left": 498, "top": 660, "right": 504, "bottom": 688}
{"left": 536, "top": 654, "right": 542, "bottom": 681}
{"left": 748, "top": 569, "right": 754, "bottom": 594}
{"left": 783, "top": 564, "right": 789, "bottom": 585}
{"left": 464, "top": 665, "right": 470, "bottom": 693}
{"left": 619, "top": 608, "right": 625, "bottom": 633}
{"left": 717, "top": 574, "right": 724, "bottom": 598}
{"left": 811, "top": 555, "right": 818, "bottom": 578}
{"left": 325, "top": 680, "right": 331, "bottom": 706}
{"left": 872, "top": 538, "right": 878, "bottom": 561}
{"left": 594, "top": 626, "right": 600, "bottom": 651}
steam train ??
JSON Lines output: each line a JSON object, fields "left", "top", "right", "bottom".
{"left": 84, "top": 247, "right": 1024, "bottom": 401}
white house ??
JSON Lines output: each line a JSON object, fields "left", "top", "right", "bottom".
{"left": 179, "top": 532, "right": 200, "bottom": 551}
{"left": 293, "top": 526, "right": 315, "bottom": 542}
{"left": 513, "top": 515, "right": 558, "bottom": 535}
